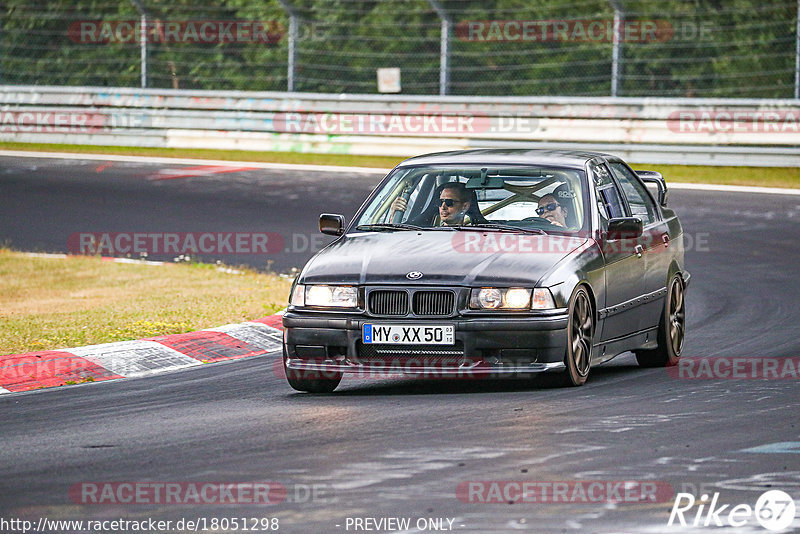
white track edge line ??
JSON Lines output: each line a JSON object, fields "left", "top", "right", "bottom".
{"left": 2, "top": 149, "right": 799, "bottom": 195}
{"left": 0, "top": 150, "right": 389, "bottom": 174}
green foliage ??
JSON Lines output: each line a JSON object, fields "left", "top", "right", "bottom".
{"left": 1, "top": 0, "right": 797, "bottom": 96}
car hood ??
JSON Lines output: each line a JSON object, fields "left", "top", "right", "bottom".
{"left": 300, "top": 231, "right": 588, "bottom": 286}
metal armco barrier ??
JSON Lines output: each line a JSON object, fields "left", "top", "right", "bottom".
{"left": 1, "top": 85, "right": 799, "bottom": 166}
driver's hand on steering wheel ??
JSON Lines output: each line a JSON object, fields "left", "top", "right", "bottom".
{"left": 391, "top": 197, "right": 408, "bottom": 213}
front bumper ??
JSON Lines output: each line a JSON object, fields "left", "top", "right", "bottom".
{"left": 283, "top": 311, "right": 569, "bottom": 376}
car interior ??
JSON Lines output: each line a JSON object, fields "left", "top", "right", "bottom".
{"left": 363, "top": 167, "right": 585, "bottom": 231}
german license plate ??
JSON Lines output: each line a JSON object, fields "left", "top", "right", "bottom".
{"left": 363, "top": 324, "right": 455, "bottom": 345}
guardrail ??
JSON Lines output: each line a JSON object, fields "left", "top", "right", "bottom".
{"left": 1, "top": 85, "right": 799, "bottom": 166}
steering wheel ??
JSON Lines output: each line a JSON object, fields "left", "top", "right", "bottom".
{"left": 522, "top": 216, "right": 551, "bottom": 224}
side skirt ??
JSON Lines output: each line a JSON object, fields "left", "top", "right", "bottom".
{"left": 590, "top": 325, "right": 659, "bottom": 366}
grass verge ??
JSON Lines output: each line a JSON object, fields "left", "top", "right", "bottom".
{"left": 0, "top": 141, "right": 403, "bottom": 169}
{"left": 1, "top": 141, "right": 799, "bottom": 189}
{"left": 0, "top": 249, "right": 292, "bottom": 355}
{"left": 628, "top": 163, "right": 800, "bottom": 190}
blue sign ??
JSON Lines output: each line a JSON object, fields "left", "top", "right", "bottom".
{"left": 363, "top": 324, "right": 372, "bottom": 343}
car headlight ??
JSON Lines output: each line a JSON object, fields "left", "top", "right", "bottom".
{"left": 473, "top": 288, "right": 502, "bottom": 309}
{"left": 470, "top": 287, "right": 531, "bottom": 309}
{"left": 294, "top": 284, "right": 358, "bottom": 308}
{"left": 469, "top": 287, "right": 555, "bottom": 310}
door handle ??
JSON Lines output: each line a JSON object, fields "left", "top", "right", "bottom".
{"left": 634, "top": 244, "right": 644, "bottom": 258}
{"left": 662, "top": 233, "right": 670, "bottom": 248}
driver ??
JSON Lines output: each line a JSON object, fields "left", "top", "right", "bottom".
{"left": 536, "top": 193, "right": 568, "bottom": 228}
{"left": 391, "top": 182, "right": 472, "bottom": 226}
{"left": 436, "top": 182, "right": 472, "bottom": 226}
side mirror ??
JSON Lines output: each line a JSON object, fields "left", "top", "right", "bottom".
{"left": 635, "top": 170, "right": 669, "bottom": 207}
{"left": 607, "top": 217, "right": 643, "bottom": 240}
{"left": 319, "top": 213, "right": 345, "bottom": 236}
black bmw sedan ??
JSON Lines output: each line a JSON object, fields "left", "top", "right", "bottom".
{"left": 282, "top": 149, "right": 689, "bottom": 392}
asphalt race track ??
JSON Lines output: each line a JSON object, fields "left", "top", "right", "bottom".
{"left": 1, "top": 155, "right": 799, "bottom": 533}
{"left": 0, "top": 156, "right": 381, "bottom": 273}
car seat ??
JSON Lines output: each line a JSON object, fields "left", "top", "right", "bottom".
{"left": 552, "top": 183, "right": 578, "bottom": 228}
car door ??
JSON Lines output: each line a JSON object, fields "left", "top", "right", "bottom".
{"left": 607, "top": 160, "right": 667, "bottom": 333}
{"left": 590, "top": 162, "right": 646, "bottom": 342}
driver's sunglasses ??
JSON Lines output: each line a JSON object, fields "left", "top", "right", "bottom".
{"left": 535, "top": 202, "right": 560, "bottom": 215}
{"left": 438, "top": 198, "right": 462, "bottom": 207}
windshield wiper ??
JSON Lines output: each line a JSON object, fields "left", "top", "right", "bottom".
{"left": 355, "top": 223, "right": 424, "bottom": 232}
{"left": 456, "top": 223, "right": 547, "bottom": 235}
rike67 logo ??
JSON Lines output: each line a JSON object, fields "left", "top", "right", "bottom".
{"left": 669, "top": 490, "right": 796, "bottom": 531}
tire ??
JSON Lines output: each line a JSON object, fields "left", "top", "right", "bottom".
{"left": 283, "top": 348, "right": 342, "bottom": 393}
{"left": 635, "top": 274, "right": 685, "bottom": 368}
{"left": 560, "top": 286, "right": 595, "bottom": 387}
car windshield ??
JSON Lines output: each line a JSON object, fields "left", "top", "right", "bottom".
{"left": 353, "top": 165, "right": 587, "bottom": 233}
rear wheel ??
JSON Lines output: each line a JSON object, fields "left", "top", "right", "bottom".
{"left": 635, "top": 274, "right": 685, "bottom": 368}
{"left": 561, "top": 286, "right": 594, "bottom": 387}
{"left": 283, "top": 347, "right": 342, "bottom": 393}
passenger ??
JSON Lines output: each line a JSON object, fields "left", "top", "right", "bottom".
{"left": 536, "top": 193, "right": 568, "bottom": 228}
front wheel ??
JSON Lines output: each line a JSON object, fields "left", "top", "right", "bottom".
{"left": 561, "top": 286, "right": 594, "bottom": 386}
{"left": 283, "top": 348, "right": 342, "bottom": 393}
{"left": 635, "top": 274, "right": 685, "bottom": 368}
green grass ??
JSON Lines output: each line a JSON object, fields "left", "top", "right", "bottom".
{"left": 0, "top": 249, "right": 292, "bottom": 355}
{"left": 1, "top": 142, "right": 799, "bottom": 188}
{"left": 0, "top": 141, "right": 403, "bottom": 169}
{"left": 629, "top": 163, "right": 800, "bottom": 189}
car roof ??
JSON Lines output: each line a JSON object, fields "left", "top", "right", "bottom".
{"left": 396, "top": 148, "right": 614, "bottom": 170}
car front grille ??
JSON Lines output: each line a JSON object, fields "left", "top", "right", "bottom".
{"left": 368, "top": 289, "right": 455, "bottom": 317}
{"left": 412, "top": 290, "right": 454, "bottom": 316}
{"left": 368, "top": 290, "right": 408, "bottom": 316}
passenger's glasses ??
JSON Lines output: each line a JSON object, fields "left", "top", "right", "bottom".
{"left": 535, "top": 202, "right": 560, "bottom": 215}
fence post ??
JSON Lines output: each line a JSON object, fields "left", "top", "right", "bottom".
{"left": 610, "top": 0, "right": 623, "bottom": 97}
{"left": 428, "top": 0, "right": 451, "bottom": 96}
{"left": 277, "top": 0, "right": 298, "bottom": 92}
{"left": 795, "top": 0, "right": 799, "bottom": 99}
{"left": 129, "top": 0, "right": 147, "bottom": 88}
